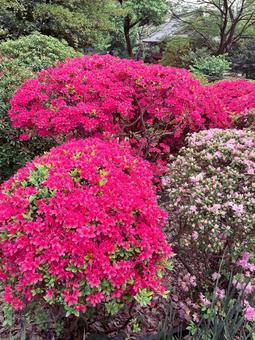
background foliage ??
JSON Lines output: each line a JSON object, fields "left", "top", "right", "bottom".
{"left": 0, "top": 33, "right": 80, "bottom": 183}
{"left": 0, "top": 0, "right": 114, "bottom": 51}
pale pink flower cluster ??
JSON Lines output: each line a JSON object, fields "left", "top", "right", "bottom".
{"left": 178, "top": 273, "right": 197, "bottom": 293}
{"left": 199, "top": 293, "right": 210, "bottom": 306}
{"left": 214, "top": 287, "right": 225, "bottom": 300}
{"left": 230, "top": 203, "right": 245, "bottom": 216}
{"left": 245, "top": 305, "right": 255, "bottom": 321}
{"left": 212, "top": 272, "right": 221, "bottom": 281}
{"left": 238, "top": 252, "right": 255, "bottom": 272}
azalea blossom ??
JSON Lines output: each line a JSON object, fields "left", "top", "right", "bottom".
{"left": 244, "top": 305, "right": 255, "bottom": 321}
{"left": 0, "top": 138, "right": 171, "bottom": 311}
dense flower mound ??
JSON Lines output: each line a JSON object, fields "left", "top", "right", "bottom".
{"left": 9, "top": 54, "right": 229, "bottom": 160}
{"left": 163, "top": 128, "right": 255, "bottom": 322}
{"left": 164, "top": 128, "right": 255, "bottom": 260}
{"left": 211, "top": 80, "right": 255, "bottom": 126}
{"left": 0, "top": 138, "right": 171, "bottom": 313}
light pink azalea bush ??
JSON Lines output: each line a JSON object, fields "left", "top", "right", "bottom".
{"left": 0, "top": 138, "right": 171, "bottom": 315}
{"left": 164, "top": 128, "right": 254, "bottom": 259}
{"left": 184, "top": 252, "right": 255, "bottom": 338}
{"left": 163, "top": 128, "right": 255, "bottom": 322}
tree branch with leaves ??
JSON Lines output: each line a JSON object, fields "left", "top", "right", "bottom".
{"left": 116, "top": 0, "right": 168, "bottom": 57}
{"left": 171, "top": 0, "right": 255, "bottom": 54}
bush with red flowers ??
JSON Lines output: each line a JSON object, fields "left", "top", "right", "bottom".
{"left": 0, "top": 138, "right": 171, "bottom": 315}
{"left": 9, "top": 54, "right": 230, "bottom": 163}
{"left": 211, "top": 79, "right": 255, "bottom": 128}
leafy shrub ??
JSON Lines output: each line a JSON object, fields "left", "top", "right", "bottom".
{"left": 211, "top": 80, "right": 255, "bottom": 128}
{"left": 160, "top": 37, "right": 191, "bottom": 67}
{"left": 231, "top": 38, "right": 255, "bottom": 79}
{"left": 0, "top": 57, "right": 34, "bottom": 117}
{"left": 9, "top": 54, "right": 229, "bottom": 167}
{"left": 0, "top": 33, "right": 80, "bottom": 183}
{"left": 190, "top": 54, "right": 231, "bottom": 78}
{"left": 0, "top": 33, "right": 79, "bottom": 112}
{"left": 181, "top": 48, "right": 210, "bottom": 68}
{"left": 0, "top": 138, "right": 171, "bottom": 315}
{"left": 191, "top": 72, "right": 209, "bottom": 85}
{"left": 0, "top": 33, "right": 80, "bottom": 72}
{"left": 163, "top": 129, "right": 255, "bottom": 321}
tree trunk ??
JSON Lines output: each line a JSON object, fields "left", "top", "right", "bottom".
{"left": 124, "top": 15, "right": 133, "bottom": 57}
{"left": 216, "top": 39, "right": 228, "bottom": 55}
{"left": 216, "top": 36, "right": 226, "bottom": 55}
{"left": 216, "top": 21, "right": 238, "bottom": 55}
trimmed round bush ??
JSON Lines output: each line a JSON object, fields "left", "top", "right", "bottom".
{"left": 0, "top": 33, "right": 80, "bottom": 112}
{"left": 0, "top": 138, "right": 171, "bottom": 314}
{"left": 163, "top": 128, "right": 255, "bottom": 265}
{"left": 9, "top": 54, "right": 229, "bottom": 163}
{"left": 0, "top": 32, "right": 80, "bottom": 72}
{"left": 0, "top": 33, "right": 80, "bottom": 183}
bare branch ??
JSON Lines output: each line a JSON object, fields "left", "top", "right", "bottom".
{"left": 171, "top": 12, "right": 215, "bottom": 50}
{"left": 178, "top": 0, "right": 255, "bottom": 54}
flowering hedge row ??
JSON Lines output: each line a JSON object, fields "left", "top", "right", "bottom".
{"left": 7, "top": 56, "right": 255, "bottom": 168}
{"left": 0, "top": 138, "right": 171, "bottom": 313}
{"left": 9, "top": 55, "right": 230, "bottom": 163}
{"left": 2, "top": 55, "right": 255, "bottom": 331}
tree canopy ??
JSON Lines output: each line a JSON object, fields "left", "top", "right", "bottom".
{"left": 172, "top": 0, "right": 255, "bottom": 54}
{"left": 115, "top": 0, "right": 169, "bottom": 56}
{"left": 0, "top": 0, "right": 114, "bottom": 51}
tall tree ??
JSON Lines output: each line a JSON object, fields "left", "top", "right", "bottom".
{"left": 0, "top": 0, "right": 114, "bottom": 51}
{"left": 116, "top": 0, "right": 168, "bottom": 57}
{"left": 172, "top": 0, "right": 255, "bottom": 55}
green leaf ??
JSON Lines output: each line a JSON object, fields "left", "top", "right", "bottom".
{"left": 105, "top": 300, "right": 124, "bottom": 315}
{"left": 134, "top": 288, "right": 153, "bottom": 306}
{"left": 3, "top": 303, "right": 13, "bottom": 327}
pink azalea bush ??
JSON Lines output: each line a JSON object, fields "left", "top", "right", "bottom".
{"left": 211, "top": 80, "right": 255, "bottom": 128}
{"left": 8, "top": 54, "right": 229, "bottom": 163}
{"left": 2, "top": 54, "right": 255, "bottom": 336}
{"left": 234, "top": 252, "right": 255, "bottom": 322}
{"left": 0, "top": 138, "right": 171, "bottom": 314}
{"left": 181, "top": 252, "right": 255, "bottom": 337}
{"left": 164, "top": 128, "right": 255, "bottom": 259}
{"left": 193, "top": 252, "right": 255, "bottom": 334}
{"left": 163, "top": 128, "right": 255, "bottom": 322}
